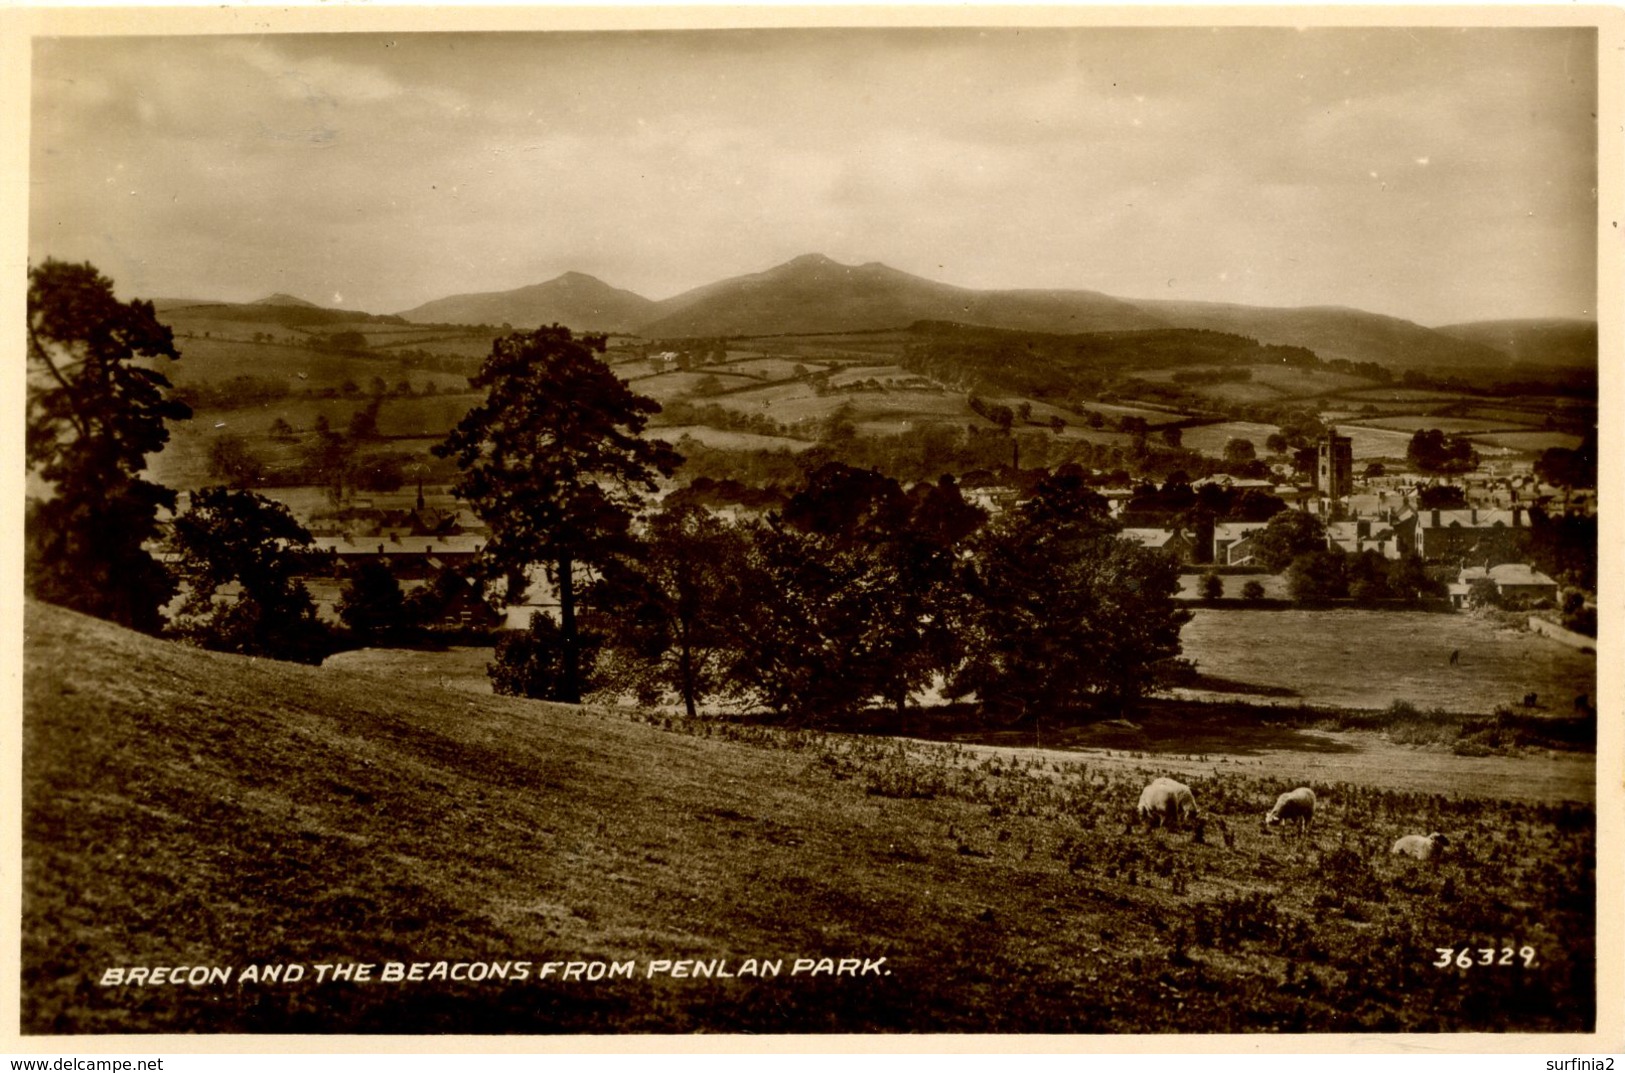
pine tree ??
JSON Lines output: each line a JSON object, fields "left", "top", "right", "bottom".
{"left": 26, "top": 260, "right": 191, "bottom": 633}
{"left": 434, "top": 326, "right": 680, "bottom": 702}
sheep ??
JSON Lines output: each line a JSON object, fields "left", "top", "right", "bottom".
{"left": 1263, "top": 787, "right": 1316, "bottom": 836}
{"left": 1137, "top": 777, "right": 1199, "bottom": 832}
{"left": 1391, "top": 832, "right": 1450, "bottom": 861}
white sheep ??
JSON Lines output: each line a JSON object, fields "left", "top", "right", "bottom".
{"left": 1264, "top": 787, "right": 1316, "bottom": 836}
{"left": 1391, "top": 832, "right": 1450, "bottom": 861}
{"left": 1137, "top": 777, "right": 1199, "bottom": 831}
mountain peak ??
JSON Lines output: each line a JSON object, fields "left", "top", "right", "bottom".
{"left": 784, "top": 253, "right": 840, "bottom": 269}
{"left": 253, "top": 292, "right": 320, "bottom": 309}
{"left": 551, "top": 271, "right": 605, "bottom": 287}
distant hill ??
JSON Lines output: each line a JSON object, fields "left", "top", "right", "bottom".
{"left": 157, "top": 300, "right": 406, "bottom": 329}
{"left": 252, "top": 292, "right": 323, "bottom": 309}
{"left": 901, "top": 321, "right": 1320, "bottom": 401}
{"left": 636, "top": 253, "right": 1166, "bottom": 339}
{"left": 165, "top": 255, "right": 1596, "bottom": 383}
{"left": 1434, "top": 318, "right": 1597, "bottom": 371}
{"left": 1128, "top": 299, "right": 1509, "bottom": 375}
{"left": 395, "top": 272, "right": 660, "bottom": 332}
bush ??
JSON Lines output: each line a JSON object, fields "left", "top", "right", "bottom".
{"left": 1200, "top": 573, "right": 1224, "bottom": 600}
{"left": 338, "top": 559, "right": 406, "bottom": 640}
{"left": 1241, "top": 580, "right": 1266, "bottom": 600}
{"left": 490, "top": 612, "right": 604, "bottom": 700}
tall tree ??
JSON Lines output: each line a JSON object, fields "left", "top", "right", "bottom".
{"left": 166, "top": 487, "right": 330, "bottom": 662}
{"left": 338, "top": 559, "right": 407, "bottom": 641}
{"left": 730, "top": 465, "right": 983, "bottom": 723}
{"left": 25, "top": 260, "right": 192, "bottom": 633}
{"left": 600, "top": 501, "right": 753, "bottom": 717}
{"left": 434, "top": 326, "right": 680, "bottom": 702}
{"left": 1248, "top": 509, "right": 1326, "bottom": 572}
{"left": 952, "top": 467, "right": 1188, "bottom": 718}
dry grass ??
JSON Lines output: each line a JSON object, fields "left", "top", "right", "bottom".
{"left": 22, "top": 601, "right": 1595, "bottom": 1034}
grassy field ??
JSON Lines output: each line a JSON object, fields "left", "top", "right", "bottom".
{"left": 1333, "top": 426, "right": 1417, "bottom": 460}
{"left": 1247, "top": 366, "right": 1375, "bottom": 396}
{"left": 1469, "top": 431, "right": 1586, "bottom": 453}
{"left": 626, "top": 371, "right": 762, "bottom": 402}
{"left": 1355, "top": 415, "right": 1535, "bottom": 434}
{"left": 1178, "top": 609, "right": 1596, "bottom": 715}
{"left": 649, "top": 426, "right": 818, "bottom": 453}
{"left": 375, "top": 394, "right": 480, "bottom": 438}
{"left": 712, "top": 357, "right": 818, "bottom": 380}
{"left": 159, "top": 337, "right": 473, "bottom": 398}
{"left": 1337, "top": 388, "right": 1477, "bottom": 404}
{"left": 144, "top": 398, "right": 370, "bottom": 491}
{"left": 21, "top": 600, "right": 1598, "bottom": 1034}
{"left": 1175, "top": 421, "right": 1282, "bottom": 457}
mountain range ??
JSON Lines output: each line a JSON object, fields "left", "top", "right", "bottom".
{"left": 162, "top": 254, "right": 1597, "bottom": 377}
{"left": 389, "top": 254, "right": 1593, "bottom": 375}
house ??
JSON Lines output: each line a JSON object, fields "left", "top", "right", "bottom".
{"left": 1097, "top": 488, "right": 1136, "bottom": 517}
{"left": 963, "top": 486, "right": 1021, "bottom": 515}
{"left": 1326, "top": 518, "right": 1403, "bottom": 560}
{"left": 1274, "top": 484, "right": 1312, "bottom": 507}
{"left": 311, "top": 532, "right": 487, "bottom": 580}
{"left": 1448, "top": 563, "right": 1559, "bottom": 609}
{"left": 1212, "top": 520, "right": 1270, "bottom": 565}
{"left": 1120, "top": 528, "right": 1199, "bottom": 564}
{"left": 1403, "top": 508, "right": 1530, "bottom": 561}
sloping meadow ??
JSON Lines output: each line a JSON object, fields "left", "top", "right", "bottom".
{"left": 23, "top": 601, "right": 1594, "bottom": 1034}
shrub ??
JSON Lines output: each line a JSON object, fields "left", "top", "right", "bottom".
{"left": 490, "top": 612, "right": 603, "bottom": 700}
{"left": 1200, "top": 572, "right": 1224, "bottom": 600}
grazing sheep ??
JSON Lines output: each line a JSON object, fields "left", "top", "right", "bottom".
{"left": 1264, "top": 787, "right": 1317, "bottom": 835}
{"left": 1391, "top": 832, "right": 1450, "bottom": 861}
{"left": 1138, "top": 777, "right": 1199, "bottom": 831}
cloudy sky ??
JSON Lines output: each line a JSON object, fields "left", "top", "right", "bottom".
{"left": 30, "top": 26, "right": 1598, "bottom": 326}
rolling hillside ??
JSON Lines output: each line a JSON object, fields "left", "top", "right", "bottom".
{"left": 1434, "top": 318, "right": 1598, "bottom": 371}
{"left": 396, "top": 273, "right": 660, "bottom": 332}
{"left": 157, "top": 256, "right": 1595, "bottom": 384}
{"left": 20, "top": 600, "right": 1597, "bottom": 1034}
{"left": 636, "top": 254, "right": 1166, "bottom": 339}
{"left": 1129, "top": 299, "right": 1511, "bottom": 374}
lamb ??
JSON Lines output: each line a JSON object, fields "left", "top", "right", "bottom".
{"left": 1137, "top": 777, "right": 1199, "bottom": 831}
{"left": 1391, "top": 832, "right": 1450, "bottom": 861}
{"left": 1263, "top": 787, "right": 1316, "bottom": 836}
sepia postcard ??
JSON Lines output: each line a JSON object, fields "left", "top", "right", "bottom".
{"left": 3, "top": 3, "right": 1621, "bottom": 1056}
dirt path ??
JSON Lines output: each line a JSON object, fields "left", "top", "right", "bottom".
{"left": 934, "top": 728, "right": 1596, "bottom": 805}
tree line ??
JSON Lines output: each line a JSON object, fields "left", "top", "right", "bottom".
{"left": 24, "top": 261, "right": 1192, "bottom": 726}
{"left": 433, "top": 325, "right": 1189, "bottom": 722}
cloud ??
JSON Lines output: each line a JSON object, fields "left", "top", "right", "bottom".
{"left": 27, "top": 28, "right": 1598, "bottom": 323}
